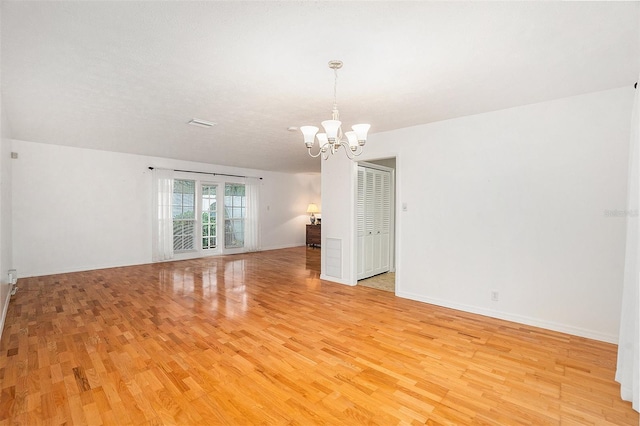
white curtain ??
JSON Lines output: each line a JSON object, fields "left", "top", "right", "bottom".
{"left": 616, "top": 80, "right": 639, "bottom": 412}
{"left": 244, "top": 178, "right": 260, "bottom": 252}
{"left": 151, "top": 168, "right": 174, "bottom": 262}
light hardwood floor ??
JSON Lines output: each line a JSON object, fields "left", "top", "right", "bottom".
{"left": 0, "top": 247, "right": 636, "bottom": 425}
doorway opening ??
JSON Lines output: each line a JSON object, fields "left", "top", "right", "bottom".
{"left": 356, "top": 157, "right": 396, "bottom": 293}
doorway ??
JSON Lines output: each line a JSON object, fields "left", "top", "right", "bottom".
{"left": 356, "top": 158, "right": 396, "bottom": 292}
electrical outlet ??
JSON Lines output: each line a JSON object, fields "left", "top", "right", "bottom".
{"left": 491, "top": 290, "right": 499, "bottom": 301}
{"left": 8, "top": 269, "right": 16, "bottom": 285}
{"left": 8, "top": 269, "right": 17, "bottom": 296}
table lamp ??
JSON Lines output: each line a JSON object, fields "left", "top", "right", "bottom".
{"left": 306, "top": 203, "right": 320, "bottom": 224}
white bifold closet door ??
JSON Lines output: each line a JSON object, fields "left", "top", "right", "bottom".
{"left": 357, "top": 166, "right": 391, "bottom": 280}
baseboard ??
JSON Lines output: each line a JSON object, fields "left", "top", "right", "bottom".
{"left": 17, "top": 245, "right": 308, "bottom": 278}
{"left": 396, "top": 290, "right": 618, "bottom": 344}
{"left": 18, "top": 258, "right": 152, "bottom": 279}
{"left": 320, "top": 274, "right": 356, "bottom": 286}
{"left": 259, "top": 243, "right": 306, "bottom": 251}
{"left": 0, "top": 285, "right": 12, "bottom": 344}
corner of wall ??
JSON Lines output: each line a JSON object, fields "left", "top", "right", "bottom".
{"left": 0, "top": 98, "right": 14, "bottom": 342}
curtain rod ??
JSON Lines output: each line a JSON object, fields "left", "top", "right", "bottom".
{"left": 148, "top": 167, "right": 262, "bottom": 180}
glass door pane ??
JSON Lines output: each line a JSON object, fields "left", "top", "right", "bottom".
{"left": 202, "top": 184, "right": 217, "bottom": 249}
{"left": 224, "top": 184, "right": 245, "bottom": 249}
{"left": 172, "top": 179, "right": 196, "bottom": 251}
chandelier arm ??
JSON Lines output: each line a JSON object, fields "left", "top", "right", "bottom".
{"left": 307, "top": 143, "right": 333, "bottom": 158}
{"left": 338, "top": 141, "right": 364, "bottom": 159}
{"left": 306, "top": 147, "right": 324, "bottom": 158}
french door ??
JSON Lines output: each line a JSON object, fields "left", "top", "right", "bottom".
{"left": 172, "top": 179, "right": 246, "bottom": 255}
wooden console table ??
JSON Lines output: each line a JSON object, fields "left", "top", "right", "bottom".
{"left": 306, "top": 224, "right": 321, "bottom": 247}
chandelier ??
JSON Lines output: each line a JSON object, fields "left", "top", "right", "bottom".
{"left": 300, "top": 60, "right": 370, "bottom": 160}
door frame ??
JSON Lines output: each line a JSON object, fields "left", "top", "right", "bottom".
{"left": 356, "top": 160, "right": 396, "bottom": 278}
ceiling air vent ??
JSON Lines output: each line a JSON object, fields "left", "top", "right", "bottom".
{"left": 188, "top": 118, "right": 216, "bottom": 128}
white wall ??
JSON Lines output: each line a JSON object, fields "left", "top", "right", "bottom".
{"left": 260, "top": 171, "right": 320, "bottom": 251}
{"left": 322, "top": 87, "right": 634, "bottom": 343}
{"left": 12, "top": 140, "right": 320, "bottom": 277}
{"left": 0, "top": 99, "right": 14, "bottom": 337}
{"left": 320, "top": 153, "right": 356, "bottom": 285}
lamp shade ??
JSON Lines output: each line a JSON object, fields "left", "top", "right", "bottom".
{"left": 351, "top": 123, "right": 370, "bottom": 142}
{"left": 321, "top": 120, "right": 341, "bottom": 141}
{"left": 344, "top": 131, "right": 358, "bottom": 149}
{"left": 306, "top": 203, "right": 320, "bottom": 214}
{"left": 316, "top": 133, "right": 329, "bottom": 147}
{"left": 300, "top": 126, "right": 319, "bottom": 146}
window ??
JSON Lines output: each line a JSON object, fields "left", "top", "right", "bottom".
{"left": 202, "top": 184, "right": 217, "bottom": 249}
{"left": 224, "top": 184, "right": 245, "bottom": 249}
{"left": 172, "top": 179, "right": 195, "bottom": 251}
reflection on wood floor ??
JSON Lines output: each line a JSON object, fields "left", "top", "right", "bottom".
{"left": 0, "top": 246, "right": 636, "bottom": 425}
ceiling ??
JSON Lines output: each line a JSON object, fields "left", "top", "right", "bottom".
{"left": 2, "top": 1, "right": 638, "bottom": 173}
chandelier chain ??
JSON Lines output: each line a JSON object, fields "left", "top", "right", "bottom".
{"left": 333, "top": 67, "right": 339, "bottom": 118}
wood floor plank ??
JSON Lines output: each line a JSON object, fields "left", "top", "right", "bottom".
{"left": 0, "top": 246, "right": 636, "bottom": 425}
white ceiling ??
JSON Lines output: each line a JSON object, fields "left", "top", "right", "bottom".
{"left": 2, "top": 1, "right": 638, "bottom": 173}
